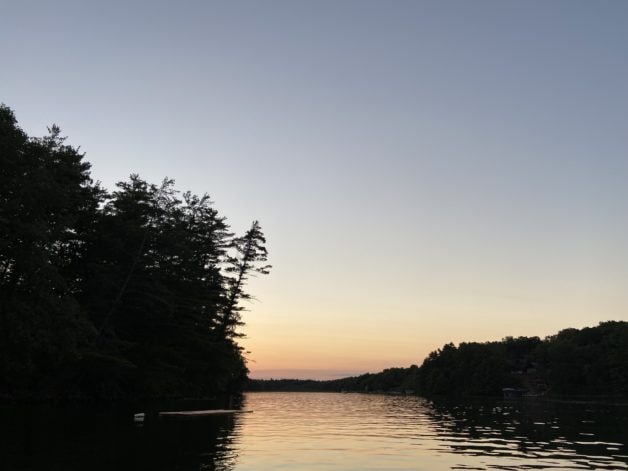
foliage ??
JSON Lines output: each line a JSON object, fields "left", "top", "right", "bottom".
{"left": 416, "top": 323, "right": 628, "bottom": 397}
{"left": 0, "top": 105, "right": 269, "bottom": 401}
{"left": 533, "top": 321, "right": 628, "bottom": 395}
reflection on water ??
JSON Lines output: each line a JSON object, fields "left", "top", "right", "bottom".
{"left": 424, "top": 398, "right": 628, "bottom": 470}
{"left": 2, "top": 392, "right": 627, "bottom": 470}
{"left": 2, "top": 404, "right": 237, "bottom": 471}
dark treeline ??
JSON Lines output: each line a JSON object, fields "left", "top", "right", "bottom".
{"left": 249, "top": 321, "right": 628, "bottom": 397}
{"left": 0, "top": 105, "right": 269, "bottom": 402}
{"left": 247, "top": 367, "right": 419, "bottom": 393}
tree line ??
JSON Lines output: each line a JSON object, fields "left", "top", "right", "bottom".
{"left": 249, "top": 321, "right": 628, "bottom": 397}
{"left": 0, "top": 105, "right": 269, "bottom": 401}
{"left": 247, "top": 367, "right": 419, "bottom": 393}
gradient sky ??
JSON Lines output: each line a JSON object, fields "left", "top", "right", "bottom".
{"left": 3, "top": 1, "right": 627, "bottom": 379}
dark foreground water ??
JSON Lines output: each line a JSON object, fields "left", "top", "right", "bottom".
{"left": 2, "top": 392, "right": 628, "bottom": 470}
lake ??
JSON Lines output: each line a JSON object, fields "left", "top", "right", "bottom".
{"left": 3, "top": 392, "right": 628, "bottom": 470}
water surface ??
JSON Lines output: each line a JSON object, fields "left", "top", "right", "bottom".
{"left": 3, "top": 392, "right": 628, "bottom": 470}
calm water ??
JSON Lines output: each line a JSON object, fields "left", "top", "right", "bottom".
{"left": 3, "top": 392, "right": 628, "bottom": 470}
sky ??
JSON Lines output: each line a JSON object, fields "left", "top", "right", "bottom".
{"left": 2, "top": 0, "right": 628, "bottom": 380}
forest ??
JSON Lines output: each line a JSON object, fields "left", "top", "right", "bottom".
{"left": 249, "top": 321, "right": 628, "bottom": 397}
{"left": 0, "top": 105, "right": 270, "bottom": 402}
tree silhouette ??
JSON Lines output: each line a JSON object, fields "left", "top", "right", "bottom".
{"left": 219, "top": 221, "right": 271, "bottom": 337}
{"left": 0, "top": 105, "right": 270, "bottom": 400}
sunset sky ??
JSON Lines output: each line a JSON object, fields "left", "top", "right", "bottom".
{"left": 3, "top": 1, "right": 627, "bottom": 379}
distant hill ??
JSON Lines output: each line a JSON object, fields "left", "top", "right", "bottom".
{"left": 247, "top": 321, "right": 628, "bottom": 397}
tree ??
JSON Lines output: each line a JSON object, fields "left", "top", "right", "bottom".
{"left": 219, "top": 221, "right": 271, "bottom": 337}
{"left": 0, "top": 105, "right": 100, "bottom": 397}
{"left": 1, "top": 105, "right": 270, "bottom": 400}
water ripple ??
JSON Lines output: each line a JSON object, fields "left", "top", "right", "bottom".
{"left": 220, "top": 392, "right": 628, "bottom": 471}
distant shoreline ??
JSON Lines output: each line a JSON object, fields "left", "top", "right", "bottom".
{"left": 248, "top": 321, "right": 628, "bottom": 399}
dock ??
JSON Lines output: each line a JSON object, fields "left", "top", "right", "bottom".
{"left": 159, "top": 409, "right": 252, "bottom": 417}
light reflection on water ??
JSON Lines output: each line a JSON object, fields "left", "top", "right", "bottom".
{"left": 3, "top": 392, "right": 628, "bottom": 470}
{"left": 228, "top": 392, "right": 628, "bottom": 471}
